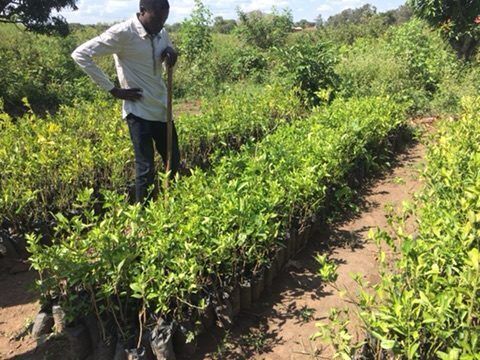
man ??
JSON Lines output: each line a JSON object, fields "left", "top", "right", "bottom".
{"left": 71, "top": 0, "right": 180, "bottom": 204}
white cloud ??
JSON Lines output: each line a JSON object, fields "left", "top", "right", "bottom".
{"left": 317, "top": 4, "right": 332, "bottom": 12}
{"left": 315, "top": 0, "right": 373, "bottom": 19}
{"left": 170, "top": 0, "right": 194, "bottom": 16}
{"left": 240, "top": 0, "right": 289, "bottom": 12}
{"left": 105, "top": 0, "right": 136, "bottom": 12}
{"left": 57, "top": 0, "right": 405, "bottom": 24}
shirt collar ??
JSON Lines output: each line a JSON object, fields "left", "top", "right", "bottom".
{"left": 132, "top": 14, "right": 149, "bottom": 38}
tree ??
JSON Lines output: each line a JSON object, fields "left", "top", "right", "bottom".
{"left": 315, "top": 15, "right": 324, "bottom": 28}
{"left": 295, "top": 19, "right": 315, "bottom": 29}
{"left": 409, "top": 0, "right": 480, "bottom": 59}
{"left": 0, "top": 0, "right": 78, "bottom": 35}
{"left": 213, "top": 16, "right": 236, "bottom": 33}
{"left": 236, "top": 8, "right": 293, "bottom": 49}
{"left": 389, "top": 4, "right": 413, "bottom": 24}
{"left": 178, "top": 0, "right": 212, "bottom": 63}
{"left": 325, "top": 4, "right": 377, "bottom": 27}
{"left": 275, "top": 37, "right": 338, "bottom": 105}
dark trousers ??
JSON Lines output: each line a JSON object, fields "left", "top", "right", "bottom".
{"left": 126, "top": 113, "right": 180, "bottom": 203}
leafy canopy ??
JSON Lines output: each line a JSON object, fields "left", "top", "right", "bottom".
{"left": 409, "top": 0, "right": 480, "bottom": 58}
{"left": 236, "top": 8, "right": 293, "bottom": 49}
{"left": 0, "top": 0, "right": 79, "bottom": 35}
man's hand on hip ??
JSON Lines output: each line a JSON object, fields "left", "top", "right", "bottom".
{"left": 161, "top": 47, "right": 178, "bottom": 68}
{"left": 109, "top": 87, "right": 143, "bottom": 101}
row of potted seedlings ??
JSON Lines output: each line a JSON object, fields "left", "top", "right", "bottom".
{"left": 30, "top": 214, "right": 318, "bottom": 360}
{"left": 28, "top": 96, "right": 408, "bottom": 359}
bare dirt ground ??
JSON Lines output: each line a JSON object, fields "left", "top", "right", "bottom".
{"left": 0, "top": 119, "right": 434, "bottom": 360}
{"left": 0, "top": 264, "right": 40, "bottom": 359}
{"left": 189, "top": 119, "right": 435, "bottom": 359}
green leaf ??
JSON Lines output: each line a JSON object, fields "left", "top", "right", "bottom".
{"left": 380, "top": 339, "right": 395, "bottom": 350}
{"left": 467, "top": 248, "right": 479, "bottom": 270}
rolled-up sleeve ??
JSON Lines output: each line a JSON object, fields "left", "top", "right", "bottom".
{"left": 71, "top": 28, "right": 124, "bottom": 91}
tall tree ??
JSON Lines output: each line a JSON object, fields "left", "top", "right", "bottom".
{"left": 236, "top": 8, "right": 293, "bottom": 49}
{"left": 409, "top": 0, "right": 480, "bottom": 59}
{"left": 315, "top": 14, "right": 324, "bottom": 27}
{"left": 325, "top": 4, "right": 377, "bottom": 27}
{"left": 0, "top": 0, "right": 78, "bottom": 35}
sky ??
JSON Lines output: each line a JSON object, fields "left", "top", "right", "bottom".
{"left": 57, "top": 0, "right": 406, "bottom": 25}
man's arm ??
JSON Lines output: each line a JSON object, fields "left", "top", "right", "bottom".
{"left": 71, "top": 27, "right": 142, "bottom": 101}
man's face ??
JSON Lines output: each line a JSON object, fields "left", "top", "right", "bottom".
{"left": 140, "top": 4, "right": 169, "bottom": 34}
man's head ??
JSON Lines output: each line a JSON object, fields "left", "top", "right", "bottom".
{"left": 138, "top": 0, "right": 170, "bottom": 35}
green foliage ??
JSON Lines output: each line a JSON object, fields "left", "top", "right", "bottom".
{"left": 0, "top": 23, "right": 114, "bottom": 117}
{"left": 273, "top": 35, "right": 339, "bottom": 105}
{"left": 29, "top": 95, "right": 401, "bottom": 334}
{"left": 29, "top": 96, "right": 405, "bottom": 336}
{"left": 431, "top": 61, "right": 480, "bottom": 115}
{"left": 317, "top": 4, "right": 413, "bottom": 45}
{"left": 382, "top": 5, "right": 414, "bottom": 26}
{"left": 314, "top": 253, "right": 338, "bottom": 283}
{"left": 313, "top": 308, "right": 356, "bottom": 359}
{"left": 295, "top": 19, "right": 315, "bottom": 29}
{"left": 386, "top": 19, "right": 456, "bottom": 96}
{"left": 0, "top": 24, "right": 107, "bottom": 116}
{"left": 0, "top": 0, "right": 78, "bottom": 35}
{"left": 177, "top": 0, "right": 213, "bottom": 63}
{"left": 236, "top": 8, "right": 293, "bottom": 49}
{"left": 174, "top": 34, "right": 268, "bottom": 97}
{"left": 174, "top": 1, "right": 216, "bottom": 97}
{"left": 409, "top": 0, "right": 480, "bottom": 59}
{"left": 326, "top": 4, "right": 377, "bottom": 27}
{"left": 177, "top": 82, "right": 303, "bottom": 168}
{"left": 226, "top": 46, "right": 267, "bottom": 82}
{"left": 212, "top": 16, "right": 237, "bottom": 34}
{"left": 337, "top": 19, "right": 461, "bottom": 114}
{"left": 336, "top": 36, "right": 414, "bottom": 102}
{"left": 0, "top": 99, "right": 129, "bottom": 227}
{"left": 0, "top": 83, "right": 302, "bottom": 230}
{"left": 357, "top": 97, "right": 480, "bottom": 358}
{"left": 211, "top": 36, "right": 268, "bottom": 83}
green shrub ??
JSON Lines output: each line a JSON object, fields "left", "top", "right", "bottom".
{"left": 177, "top": 0, "right": 213, "bottom": 64}
{"left": 235, "top": 8, "right": 293, "bottom": 50}
{"left": 174, "top": 33, "right": 268, "bottom": 97}
{"left": 273, "top": 35, "right": 339, "bottom": 106}
{"left": 316, "top": 4, "right": 413, "bottom": 45}
{"left": 0, "top": 83, "right": 302, "bottom": 230}
{"left": 336, "top": 36, "right": 418, "bottom": 106}
{"left": 0, "top": 23, "right": 112, "bottom": 117}
{"left": 357, "top": 97, "right": 480, "bottom": 358}
{"left": 431, "top": 62, "right": 480, "bottom": 115}
{"left": 337, "top": 19, "right": 459, "bottom": 114}
{"left": 212, "top": 36, "right": 267, "bottom": 83}
{"left": 386, "top": 19, "right": 456, "bottom": 97}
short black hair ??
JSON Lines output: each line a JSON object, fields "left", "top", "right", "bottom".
{"left": 139, "top": 0, "right": 170, "bottom": 10}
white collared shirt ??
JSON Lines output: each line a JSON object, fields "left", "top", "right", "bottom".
{"left": 71, "top": 15, "right": 173, "bottom": 122}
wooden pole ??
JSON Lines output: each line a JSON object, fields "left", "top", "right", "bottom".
{"left": 164, "top": 61, "right": 173, "bottom": 191}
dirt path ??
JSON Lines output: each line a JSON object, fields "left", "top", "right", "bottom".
{"left": 191, "top": 119, "right": 433, "bottom": 359}
{"left": 0, "top": 265, "right": 39, "bottom": 360}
